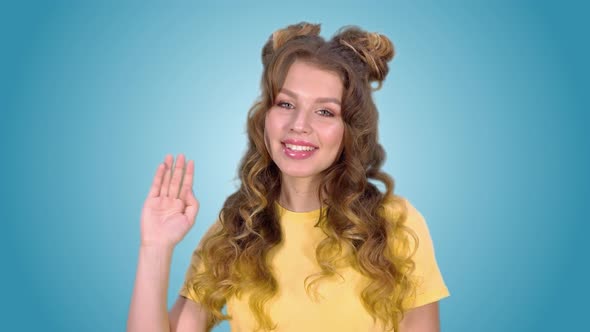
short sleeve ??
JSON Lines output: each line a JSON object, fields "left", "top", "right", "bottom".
{"left": 178, "top": 221, "right": 221, "bottom": 303}
{"left": 390, "top": 198, "right": 450, "bottom": 309}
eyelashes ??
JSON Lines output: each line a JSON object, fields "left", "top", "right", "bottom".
{"left": 277, "top": 101, "right": 295, "bottom": 109}
{"left": 276, "top": 101, "right": 335, "bottom": 117}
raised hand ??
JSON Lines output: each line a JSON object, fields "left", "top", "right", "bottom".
{"left": 139, "top": 154, "right": 199, "bottom": 248}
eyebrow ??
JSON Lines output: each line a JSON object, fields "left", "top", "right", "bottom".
{"left": 279, "top": 88, "right": 341, "bottom": 106}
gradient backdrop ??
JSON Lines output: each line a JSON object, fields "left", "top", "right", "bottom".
{"left": 1, "top": 0, "right": 588, "bottom": 331}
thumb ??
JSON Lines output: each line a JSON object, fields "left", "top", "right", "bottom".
{"left": 184, "top": 188, "right": 200, "bottom": 224}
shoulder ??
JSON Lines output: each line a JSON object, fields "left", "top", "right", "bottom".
{"left": 381, "top": 194, "right": 429, "bottom": 239}
{"left": 382, "top": 195, "right": 450, "bottom": 308}
{"left": 381, "top": 194, "right": 424, "bottom": 219}
{"left": 381, "top": 195, "right": 436, "bottom": 262}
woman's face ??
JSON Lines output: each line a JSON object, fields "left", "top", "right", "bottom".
{"left": 264, "top": 60, "right": 345, "bottom": 183}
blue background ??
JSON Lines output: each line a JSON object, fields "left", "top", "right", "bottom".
{"left": 1, "top": 1, "right": 588, "bottom": 331}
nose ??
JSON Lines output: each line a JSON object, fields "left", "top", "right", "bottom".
{"left": 290, "top": 108, "right": 311, "bottom": 134}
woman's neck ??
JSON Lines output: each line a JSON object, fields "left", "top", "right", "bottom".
{"left": 279, "top": 175, "right": 321, "bottom": 212}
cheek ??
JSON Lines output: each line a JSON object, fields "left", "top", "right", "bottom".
{"left": 328, "top": 123, "right": 345, "bottom": 148}
{"left": 264, "top": 129, "right": 271, "bottom": 154}
{"left": 331, "top": 124, "right": 346, "bottom": 158}
{"left": 264, "top": 111, "right": 282, "bottom": 140}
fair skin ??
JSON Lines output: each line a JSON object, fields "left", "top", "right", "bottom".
{"left": 128, "top": 64, "right": 440, "bottom": 331}
{"left": 264, "top": 60, "right": 344, "bottom": 212}
{"left": 128, "top": 154, "right": 202, "bottom": 332}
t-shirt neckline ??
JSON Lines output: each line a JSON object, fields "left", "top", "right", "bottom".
{"left": 274, "top": 201, "right": 322, "bottom": 220}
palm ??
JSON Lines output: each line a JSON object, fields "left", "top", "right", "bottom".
{"left": 140, "top": 154, "right": 199, "bottom": 248}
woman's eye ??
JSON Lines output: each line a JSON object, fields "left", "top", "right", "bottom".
{"left": 317, "top": 109, "right": 334, "bottom": 117}
{"left": 277, "top": 101, "right": 294, "bottom": 109}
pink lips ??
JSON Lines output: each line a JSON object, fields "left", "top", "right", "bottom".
{"left": 281, "top": 139, "right": 318, "bottom": 148}
{"left": 281, "top": 139, "right": 318, "bottom": 160}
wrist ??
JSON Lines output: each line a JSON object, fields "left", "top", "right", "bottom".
{"left": 139, "top": 242, "right": 175, "bottom": 254}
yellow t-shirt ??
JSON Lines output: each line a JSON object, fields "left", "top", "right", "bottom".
{"left": 179, "top": 197, "right": 449, "bottom": 331}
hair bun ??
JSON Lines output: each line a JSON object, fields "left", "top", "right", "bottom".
{"left": 334, "top": 26, "right": 395, "bottom": 90}
{"left": 271, "top": 22, "right": 321, "bottom": 50}
{"left": 262, "top": 22, "right": 321, "bottom": 66}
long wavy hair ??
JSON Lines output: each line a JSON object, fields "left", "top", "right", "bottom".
{"left": 186, "top": 22, "right": 418, "bottom": 331}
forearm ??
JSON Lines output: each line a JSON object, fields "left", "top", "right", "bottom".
{"left": 398, "top": 302, "right": 440, "bottom": 332}
{"left": 127, "top": 245, "right": 175, "bottom": 332}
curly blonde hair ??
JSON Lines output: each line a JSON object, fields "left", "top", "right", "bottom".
{"left": 185, "top": 22, "right": 418, "bottom": 331}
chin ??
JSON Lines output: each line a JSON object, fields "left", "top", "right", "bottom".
{"left": 281, "top": 170, "right": 315, "bottom": 178}
{"left": 277, "top": 165, "right": 319, "bottom": 179}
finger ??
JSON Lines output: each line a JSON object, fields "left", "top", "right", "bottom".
{"left": 178, "top": 160, "right": 194, "bottom": 202}
{"left": 169, "top": 154, "right": 186, "bottom": 199}
{"left": 159, "top": 154, "right": 174, "bottom": 197}
{"left": 147, "top": 162, "right": 166, "bottom": 198}
{"left": 184, "top": 188, "right": 200, "bottom": 224}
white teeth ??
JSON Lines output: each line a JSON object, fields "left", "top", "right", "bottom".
{"left": 285, "top": 143, "right": 316, "bottom": 151}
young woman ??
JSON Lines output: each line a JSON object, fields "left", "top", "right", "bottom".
{"left": 128, "top": 22, "right": 449, "bottom": 332}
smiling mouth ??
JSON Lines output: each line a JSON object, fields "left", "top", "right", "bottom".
{"left": 281, "top": 143, "right": 317, "bottom": 160}
{"left": 283, "top": 143, "right": 317, "bottom": 151}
